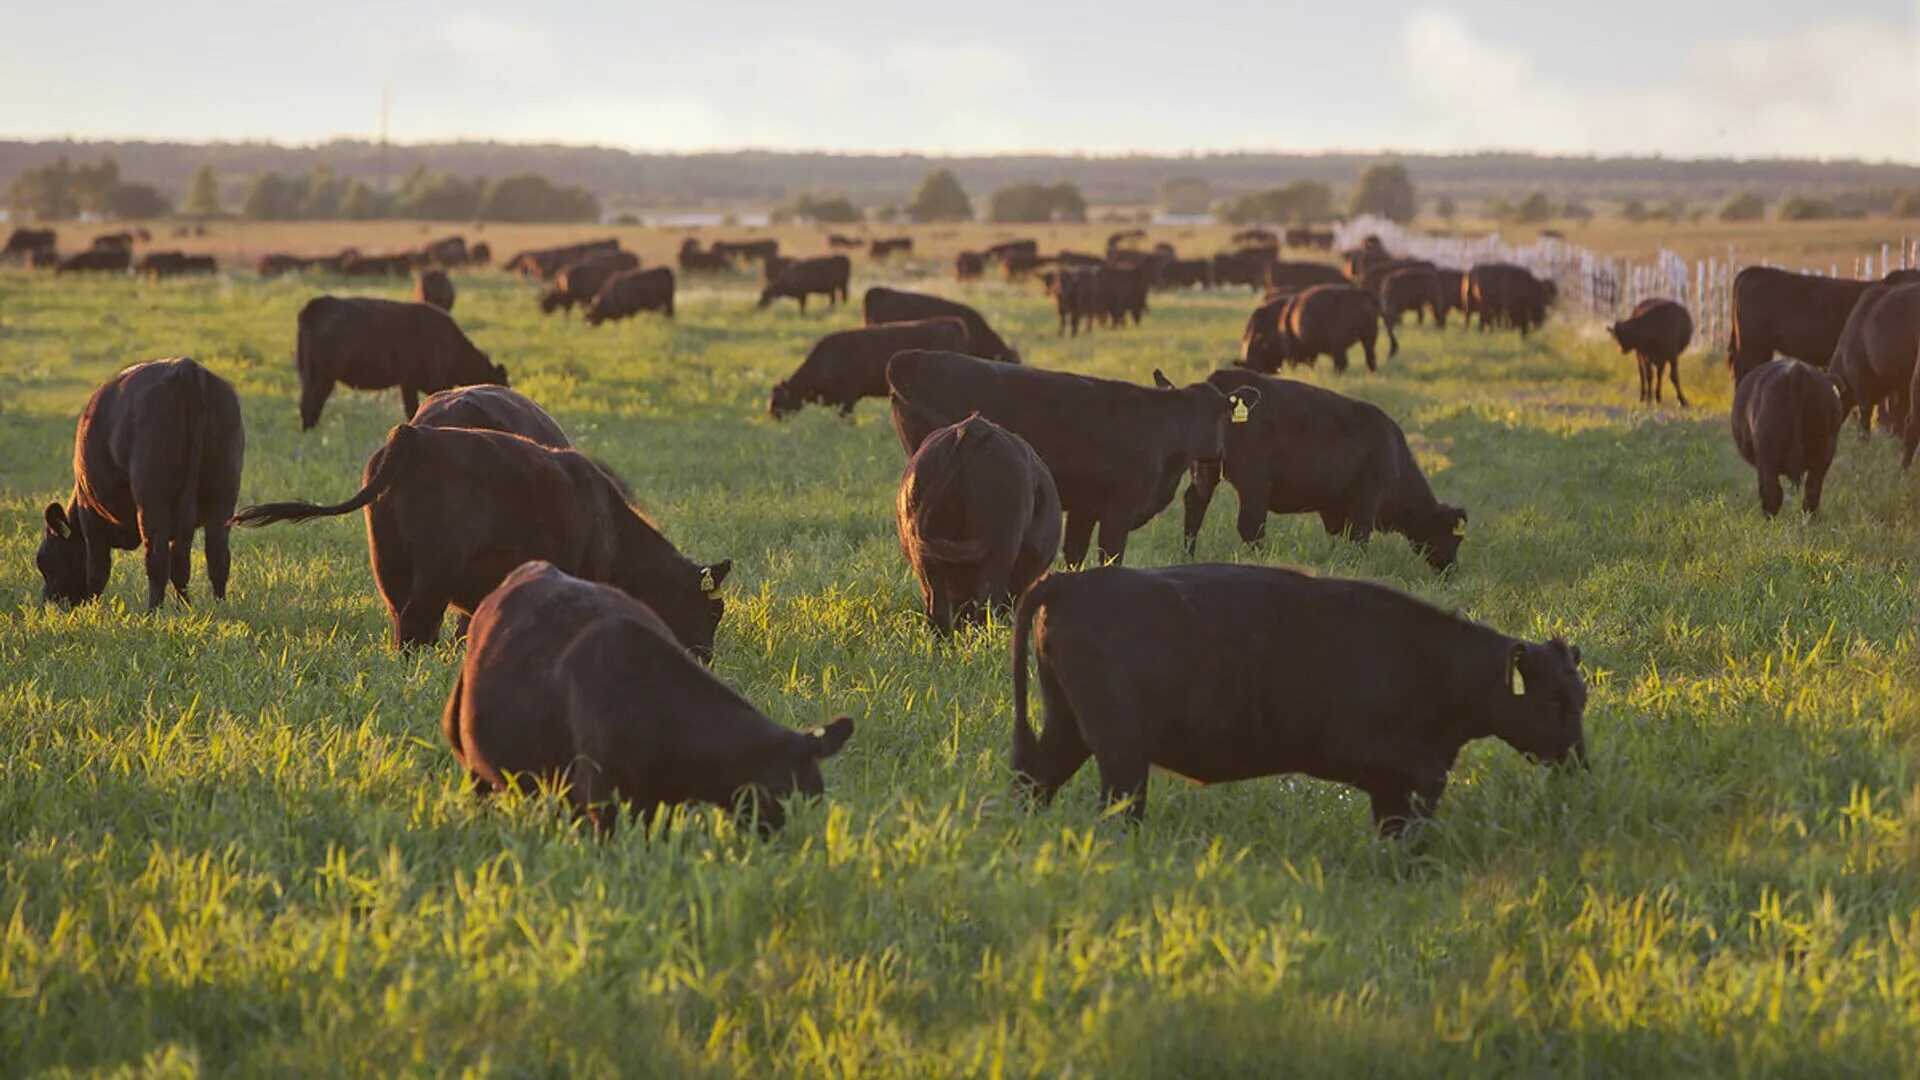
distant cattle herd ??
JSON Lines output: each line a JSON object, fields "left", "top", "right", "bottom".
{"left": 16, "top": 216, "right": 1918, "bottom": 836}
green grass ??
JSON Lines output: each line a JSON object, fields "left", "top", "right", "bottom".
{"left": 2, "top": 263, "right": 1918, "bottom": 1077}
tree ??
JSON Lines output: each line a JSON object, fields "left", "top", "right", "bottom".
{"left": 1049, "top": 182, "right": 1087, "bottom": 223}
{"left": 298, "top": 166, "right": 344, "bottom": 220}
{"left": 1436, "top": 195, "right": 1456, "bottom": 221}
{"left": 987, "top": 181, "right": 1086, "bottom": 223}
{"left": 1562, "top": 201, "right": 1593, "bottom": 223}
{"left": 6, "top": 156, "right": 78, "bottom": 220}
{"left": 476, "top": 173, "right": 599, "bottom": 222}
{"left": 105, "top": 183, "right": 170, "bottom": 219}
{"left": 398, "top": 170, "right": 483, "bottom": 220}
{"left": 182, "top": 166, "right": 224, "bottom": 218}
{"left": 1158, "top": 176, "right": 1211, "bottom": 216}
{"left": 1621, "top": 198, "right": 1648, "bottom": 222}
{"left": 340, "top": 179, "right": 389, "bottom": 220}
{"left": 1719, "top": 191, "right": 1765, "bottom": 222}
{"left": 241, "top": 171, "right": 303, "bottom": 220}
{"left": 1214, "top": 180, "right": 1335, "bottom": 225}
{"left": 1511, "top": 191, "right": 1552, "bottom": 224}
{"left": 906, "top": 169, "right": 972, "bottom": 222}
{"left": 1349, "top": 162, "right": 1416, "bottom": 223}
{"left": 1777, "top": 196, "right": 1838, "bottom": 222}
{"left": 1895, "top": 190, "right": 1920, "bottom": 219}
{"left": 70, "top": 157, "right": 122, "bottom": 215}
{"left": 1483, "top": 196, "right": 1513, "bottom": 221}
{"left": 771, "top": 192, "right": 862, "bottom": 224}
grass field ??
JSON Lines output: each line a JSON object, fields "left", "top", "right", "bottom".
{"left": 2, "top": 252, "right": 1918, "bottom": 1076}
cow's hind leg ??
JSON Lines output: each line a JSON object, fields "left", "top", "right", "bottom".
{"left": 168, "top": 533, "right": 194, "bottom": 602}
{"left": 1757, "top": 467, "right": 1785, "bottom": 518}
{"left": 1365, "top": 769, "right": 1448, "bottom": 840}
{"left": 401, "top": 386, "right": 420, "bottom": 420}
{"left": 1803, "top": 464, "right": 1830, "bottom": 515}
{"left": 136, "top": 508, "right": 175, "bottom": 611}
{"left": 1061, "top": 510, "right": 1095, "bottom": 570}
{"left": 1015, "top": 665, "right": 1091, "bottom": 807}
{"left": 204, "top": 523, "right": 232, "bottom": 599}
{"left": 1668, "top": 358, "right": 1688, "bottom": 407}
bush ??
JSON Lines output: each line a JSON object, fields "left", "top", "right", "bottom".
{"left": 1719, "top": 191, "right": 1766, "bottom": 222}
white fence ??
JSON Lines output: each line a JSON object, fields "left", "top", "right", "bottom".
{"left": 1330, "top": 215, "right": 1920, "bottom": 352}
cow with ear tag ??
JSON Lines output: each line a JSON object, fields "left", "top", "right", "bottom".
{"left": 1011, "top": 563, "right": 1586, "bottom": 833}
{"left": 445, "top": 561, "right": 854, "bottom": 835}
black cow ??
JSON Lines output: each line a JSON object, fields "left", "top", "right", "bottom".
{"left": 954, "top": 251, "right": 985, "bottom": 281}
{"left": 1010, "top": 564, "right": 1587, "bottom": 830}
{"left": 413, "top": 385, "right": 570, "bottom": 449}
{"left": 295, "top": 296, "right": 506, "bottom": 428}
{"left": 1609, "top": 299, "right": 1694, "bottom": 407}
{"left": 39, "top": 358, "right": 245, "bottom": 610}
{"left": 1181, "top": 369, "right": 1467, "bottom": 570}
{"left": 865, "top": 286, "right": 1020, "bottom": 363}
{"left": 1831, "top": 282, "right": 1920, "bottom": 436}
{"left": 586, "top": 267, "right": 676, "bottom": 325}
{"left": 1044, "top": 267, "right": 1099, "bottom": 337}
{"left": 231, "top": 424, "right": 731, "bottom": 653}
{"left": 1730, "top": 360, "right": 1843, "bottom": 517}
{"left": 1094, "top": 264, "right": 1149, "bottom": 328}
{"left": 444, "top": 561, "right": 852, "bottom": 833}
{"left": 759, "top": 255, "right": 851, "bottom": 313}
{"left": 896, "top": 415, "right": 1061, "bottom": 634}
{"left": 769, "top": 318, "right": 970, "bottom": 419}
{"left": 541, "top": 253, "right": 641, "bottom": 315}
{"left": 885, "top": 350, "right": 1248, "bottom": 567}
{"left": 414, "top": 268, "right": 456, "bottom": 312}
{"left": 56, "top": 248, "right": 130, "bottom": 274}
{"left": 1274, "top": 284, "right": 1398, "bottom": 373}
{"left": 1726, "top": 267, "right": 1920, "bottom": 383}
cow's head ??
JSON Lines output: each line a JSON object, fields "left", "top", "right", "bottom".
{"left": 730, "top": 716, "right": 856, "bottom": 833}
{"left": 1412, "top": 505, "right": 1468, "bottom": 572}
{"left": 539, "top": 288, "right": 568, "bottom": 315}
{"left": 37, "top": 503, "right": 94, "bottom": 606}
{"left": 768, "top": 381, "right": 801, "bottom": 420}
{"left": 1606, "top": 321, "right": 1631, "bottom": 353}
{"left": 1491, "top": 638, "right": 1587, "bottom": 768}
{"left": 756, "top": 285, "right": 778, "bottom": 309}
{"left": 652, "top": 558, "right": 732, "bottom": 664}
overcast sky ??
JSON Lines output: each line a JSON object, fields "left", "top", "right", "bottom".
{"left": 2, "top": 1, "right": 1915, "bottom": 161}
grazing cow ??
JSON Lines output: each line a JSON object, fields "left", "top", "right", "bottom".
{"left": 1271, "top": 284, "right": 1398, "bottom": 373}
{"left": 870, "top": 237, "right": 914, "bottom": 259}
{"left": 1154, "top": 258, "right": 1213, "bottom": 290}
{"left": 1724, "top": 268, "right": 1917, "bottom": 381}
{"left": 413, "top": 385, "right": 569, "bottom": 449}
{"left": 138, "top": 252, "right": 218, "bottom": 279}
{"left": 1211, "top": 251, "right": 1274, "bottom": 291}
{"left": 984, "top": 239, "right": 1039, "bottom": 263}
{"left": 760, "top": 254, "right": 794, "bottom": 283}
{"left": 759, "top": 255, "right": 850, "bottom": 313}
{"left": 769, "top": 317, "right": 971, "bottom": 419}
{"left": 506, "top": 239, "right": 621, "bottom": 279}
{"left": 295, "top": 296, "right": 506, "bottom": 429}
{"left": 723, "top": 238, "right": 781, "bottom": 264}
{"left": 414, "top": 268, "right": 456, "bottom": 312}
{"left": 1380, "top": 266, "right": 1444, "bottom": 329}
{"left": 90, "top": 232, "right": 135, "bottom": 252}
{"left": 1465, "top": 264, "right": 1551, "bottom": 336}
{"left": 1354, "top": 257, "right": 1432, "bottom": 294}
{"left": 865, "top": 286, "right": 1020, "bottom": 363}
{"left": 1002, "top": 251, "right": 1041, "bottom": 282}
{"left": 4, "top": 227, "right": 57, "bottom": 260}
{"left": 420, "top": 235, "right": 469, "bottom": 267}
{"left": 340, "top": 251, "right": 416, "bottom": 277}
{"left": 444, "top": 561, "right": 853, "bottom": 833}
{"left": 1434, "top": 268, "right": 1465, "bottom": 326}
{"left": 1232, "top": 228, "right": 1279, "bottom": 252}
{"left": 1730, "top": 360, "right": 1843, "bottom": 516}
{"left": 540, "top": 252, "right": 641, "bottom": 315}
{"left": 677, "top": 240, "right": 733, "bottom": 273}
{"left": 885, "top": 350, "right": 1248, "bottom": 567}
{"left": 230, "top": 425, "right": 731, "bottom": 653}
{"left": 1609, "top": 299, "right": 1694, "bottom": 407}
{"left": 586, "top": 267, "right": 676, "bottom": 325}
{"left": 1265, "top": 260, "right": 1349, "bottom": 291}
{"left": 1239, "top": 290, "right": 1303, "bottom": 374}
{"left": 255, "top": 253, "right": 311, "bottom": 277}
{"left": 1181, "top": 369, "right": 1467, "bottom": 570}
{"left": 1094, "top": 264, "right": 1149, "bottom": 328}
{"left": 954, "top": 250, "right": 985, "bottom": 281}
{"left": 39, "top": 358, "right": 245, "bottom": 610}
{"left": 1044, "top": 267, "right": 1100, "bottom": 337}
{"left": 897, "top": 415, "right": 1061, "bottom": 634}
{"left": 469, "top": 241, "right": 492, "bottom": 267}
{"left": 56, "top": 248, "right": 131, "bottom": 274}
{"left": 1009, "top": 564, "right": 1587, "bottom": 829}
{"left": 1831, "top": 282, "right": 1920, "bottom": 436}
{"left": 828, "top": 234, "right": 866, "bottom": 249}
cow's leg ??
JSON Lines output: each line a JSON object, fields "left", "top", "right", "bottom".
{"left": 452, "top": 611, "right": 472, "bottom": 642}
{"left": 1803, "top": 464, "right": 1829, "bottom": 515}
{"left": 1361, "top": 338, "right": 1378, "bottom": 373}
{"left": 926, "top": 564, "right": 955, "bottom": 636}
{"left": 1061, "top": 510, "right": 1094, "bottom": 570}
{"left": 1858, "top": 400, "right": 1874, "bottom": 438}
{"left": 136, "top": 507, "right": 175, "bottom": 610}
{"left": 1233, "top": 472, "right": 1270, "bottom": 546}
{"left": 1757, "top": 468, "right": 1785, "bottom": 518}
{"left": 1094, "top": 514, "right": 1129, "bottom": 567}
{"left": 1637, "top": 355, "right": 1652, "bottom": 403}
{"left": 1331, "top": 348, "right": 1349, "bottom": 374}
{"left": 1366, "top": 770, "right": 1447, "bottom": 839}
{"left": 1014, "top": 666, "right": 1091, "bottom": 806}
{"left": 1669, "top": 359, "right": 1688, "bottom": 407}
{"left": 1181, "top": 462, "right": 1221, "bottom": 554}
{"left": 797, "top": 295, "right": 807, "bottom": 315}
{"left": 168, "top": 532, "right": 194, "bottom": 602}
{"left": 401, "top": 386, "right": 419, "bottom": 419}
{"left": 204, "top": 523, "right": 232, "bottom": 599}
{"left": 394, "top": 588, "right": 448, "bottom": 649}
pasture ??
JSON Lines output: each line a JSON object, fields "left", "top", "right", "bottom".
{"left": 2, "top": 247, "right": 1918, "bottom": 1076}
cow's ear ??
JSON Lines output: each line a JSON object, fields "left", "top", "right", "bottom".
{"left": 494, "top": 363, "right": 510, "bottom": 384}
{"left": 44, "top": 502, "right": 71, "bottom": 539}
{"left": 700, "top": 559, "right": 732, "bottom": 595}
{"left": 1506, "top": 643, "right": 1529, "bottom": 696}
{"left": 1152, "top": 369, "right": 1175, "bottom": 389}
{"left": 805, "top": 716, "right": 855, "bottom": 759}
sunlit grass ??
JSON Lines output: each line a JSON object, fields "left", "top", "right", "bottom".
{"left": 2, "top": 260, "right": 1917, "bottom": 1075}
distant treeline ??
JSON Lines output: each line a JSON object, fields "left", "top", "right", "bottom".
{"left": 3, "top": 139, "right": 1918, "bottom": 212}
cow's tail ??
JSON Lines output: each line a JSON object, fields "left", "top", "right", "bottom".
{"left": 908, "top": 431, "right": 988, "bottom": 563}
{"left": 231, "top": 424, "right": 415, "bottom": 527}
{"left": 176, "top": 363, "right": 210, "bottom": 528}
{"left": 1010, "top": 573, "right": 1058, "bottom": 768}
{"left": 1783, "top": 365, "right": 1811, "bottom": 480}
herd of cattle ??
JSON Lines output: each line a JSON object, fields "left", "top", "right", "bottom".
{"left": 23, "top": 223, "right": 1920, "bottom": 837}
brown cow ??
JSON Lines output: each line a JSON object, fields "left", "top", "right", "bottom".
{"left": 1276, "top": 284, "right": 1398, "bottom": 373}
{"left": 865, "top": 286, "right": 1020, "bottom": 363}
{"left": 769, "top": 318, "right": 971, "bottom": 419}
{"left": 541, "top": 253, "right": 641, "bottom": 315}
{"left": 443, "top": 560, "right": 852, "bottom": 833}
{"left": 1726, "top": 267, "right": 1920, "bottom": 382}
{"left": 870, "top": 237, "right": 914, "bottom": 259}
{"left": 1094, "top": 264, "right": 1149, "bottom": 328}
{"left": 1009, "top": 563, "right": 1586, "bottom": 829}
{"left": 413, "top": 385, "right": 569, "bottom": 449}
{"left": 828, "top": 234, "right": 867, "bottom": 249}
{"left": 1044, "top": 267, "right": 1099, "bottom": 337}
{"left": 885, "top": 350, "right": 1249, "bottom": 567}
{"left": 414, "top": 268, "right": 456, "bottom": 312}
{"left": 231, "top": 424, "right": 731, "bottom": 653}
{"left": 56, "top": 248, "right": 130, "bottom": 274}
{"left": 1181, "top": 369, "right": 1467, "bottom": 570}
{"left": 759, "top": 255, "right": 850, "bottom": 312}
{"left": 39, "top": 358, "right": 245, "bottom": 610}
{"left": 1380, "top": 266, "right": 1443, "bottom": 329}
{"left": 586, "top": 267, "right": 675, "bottom": 325}
{"left": 1002, "top": 251, "right": 1041, "bottom": 282}
{"left": 3, "top": 227, "right": 56, "bottom": 261}
{"left": 1609, "top": 299, "right": 1694, "bottom": 407}
{"left": 1731, "top": 359, "right": 1843, "bottom": 516}
{"left": 896, "top": 415, "right": 1061, "bottom": 634}
{"left": 138, "top": 252, "right": 218, "bottom": 279}
{"left": 469, "top": 241, "right": 492, "bottom": 267}
{"left": 677, "top": 239, "right": 732, "bottom": 273}
{"left": 255, "top": 253, "right": 312, "bottom": 277}
{"left": 984, "top": 239, "right": 1039, "bottom": 263}
{"left": 295, "top": 296, "right": 506, "bottom": 429}
{"left": 954, "top": 251, "right": 985, "bottom": 281}
{"left": 1829, "top": 283, "right": 1920, "bottom": 436}
{"left": 713, "top": 239, "right": 780, "bottom": 264}
{"left": 1465, "top": 264, "right": 1551, "bottom": 336}
{"left": 1239, "top": 290, "right": 1303, "bottom": 373}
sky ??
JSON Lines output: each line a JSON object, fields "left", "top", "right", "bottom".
{"left": 2, "top": 0, "right": 1916, "bottom": 161}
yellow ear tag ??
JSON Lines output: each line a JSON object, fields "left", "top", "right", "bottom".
{"left": 700, "top": 568, "right": 717, "bottom": 595}
{"left": 1231, "top": 400, "right": 1250, "bottom": 424}
{"left": 1510, "top": 664, "right": 1527, "bottom": 697}
{"left": 1452, "top": 519, "right": 1468, "bottom": 538}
